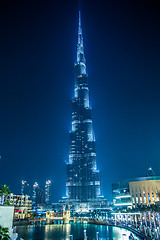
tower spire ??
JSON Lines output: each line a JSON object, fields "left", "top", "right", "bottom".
{"left": 79, "top": 10, "right": 81, "bottom": 27}
{"left": 77, "top": 10, "right": 86, "bottom": 71}
{"left": 78, "top": 10, "right": 82, "bottom": 40}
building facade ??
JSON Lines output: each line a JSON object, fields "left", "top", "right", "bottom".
{"left": 45, "top": 180, "right": 51, "bottom": 205}
{"left": 65, "top": 11, "right": 101, "bottom": 204}
{"left": 112, "top": 170, "right": 160, "bottom": 209}
{"left": 32, "top": 182, "right": 45, "bottom": 206}
{"left": 112, "top": 181, "right": 132, "bottom": 208}
{"left": 5, "top": 193, "right": 32, "bottom": 219}
{"left": 129, "top": 177, "right": 160, "bottom": 207}
{"left": 21, "top": 180, "right": 30, "bottom": 196}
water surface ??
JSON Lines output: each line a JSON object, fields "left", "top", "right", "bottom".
{"left": 16, "top": 223, "right": 142, "bottom": 240}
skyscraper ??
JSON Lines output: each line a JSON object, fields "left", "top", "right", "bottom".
{"left": 45, "top": 180, "right": 51, "bottom": 205}
{"left": 32, "top": 182, "right": 45, "bottom": 206}
{"left": 33, "top": 182, "right": 39, "bottom": 206}
{"left": 21, "top": 180, "right": 30, "bottom": 196}
{"left": 66, "top": 11, "right": 101, "bottom": 204}
{"left": 147, "top": 167, "right": 155, "bottom": 177}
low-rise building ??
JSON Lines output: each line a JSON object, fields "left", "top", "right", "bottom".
{"left": 112, "top": 180, "right": 132, "bottom": 209}
{"left": 129, "top": 177, "right": 160, "bottom": 207}
{"left": 112, "top": 168, "right": 160, "bottom": 209}
{"left": 5, "top": 193, "right": 32, "bottom": 219}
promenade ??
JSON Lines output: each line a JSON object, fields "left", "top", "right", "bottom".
{"left": 13, "top": 210, "right": 160, "bottom": 239}
{"left": 109, "top": 211, "right": 160, "bottom": 239}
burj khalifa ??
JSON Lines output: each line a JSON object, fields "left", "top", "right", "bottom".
{"left": 65, "top": 11, "right": 101, "bottom": 204}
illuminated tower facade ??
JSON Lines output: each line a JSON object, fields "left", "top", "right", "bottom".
{"left": 32, "top": 182, "right": 39, "bottom": 206}
{"left": 32, "top": 182, "right": 45, "bottom": 206}
{"left": 45, "top": 180, "right": 51, "bottom": 205}
{"left": 21, "top": 180, "right": 30, "bottom": 196}
{"left": 66, "top": 11, "right": 101, "bottom": 202}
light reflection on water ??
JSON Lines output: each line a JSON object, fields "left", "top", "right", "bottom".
{"left": 16, "top": 223, "right": 142, "bottom": 240}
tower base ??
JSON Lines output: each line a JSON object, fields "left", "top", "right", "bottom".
{"left": 52, "top": 197, "right": 108, "bottom": 214}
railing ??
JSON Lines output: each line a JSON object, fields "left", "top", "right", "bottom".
{"left": 106, "top": 221, "right": 151, "bottom": 239}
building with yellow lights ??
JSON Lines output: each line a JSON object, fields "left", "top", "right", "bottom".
{"left": 5, "top": 193, "right": 32, "bottom": 219}
{"left": 112, "top": 168, "right": 160, "bottom": 209}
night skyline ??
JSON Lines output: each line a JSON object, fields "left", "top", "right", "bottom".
{"left": 0, "top": 0, "right": 160, "bottom": 202}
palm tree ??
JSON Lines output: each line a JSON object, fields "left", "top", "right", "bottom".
{"left": 0, "top": 185, "right": 11, "bottom": 205}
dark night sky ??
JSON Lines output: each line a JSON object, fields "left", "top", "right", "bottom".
{"left": 0, "top": 0, "right": 160, "bottom": 202}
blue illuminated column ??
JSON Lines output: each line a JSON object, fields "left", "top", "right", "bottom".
{"left": 66, "top": 11, "right": 101, "bottom": 202}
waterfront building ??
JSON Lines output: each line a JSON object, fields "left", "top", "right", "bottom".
{"left": 63, "top": 11, "right": 105, "bottom": 212}
{"left": 21, "top": 180, "right": 30, "bottom": 196}
{"left": 5, "top": 193, "right": 32, "bottom": 219}
{"left": 129, "top": 177, "right": 160, "bottom": 207}
{"left": 32, "top": 182, "right": 45, "bottom": 206}
{"left": 112, "top": 168, "right": 160, "bottom": 209}
{"left": 45, "top": 180, "right": 51, "bottom": 205}
{"left": 112, "top": 180, "right": 132, "bottom": 209}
